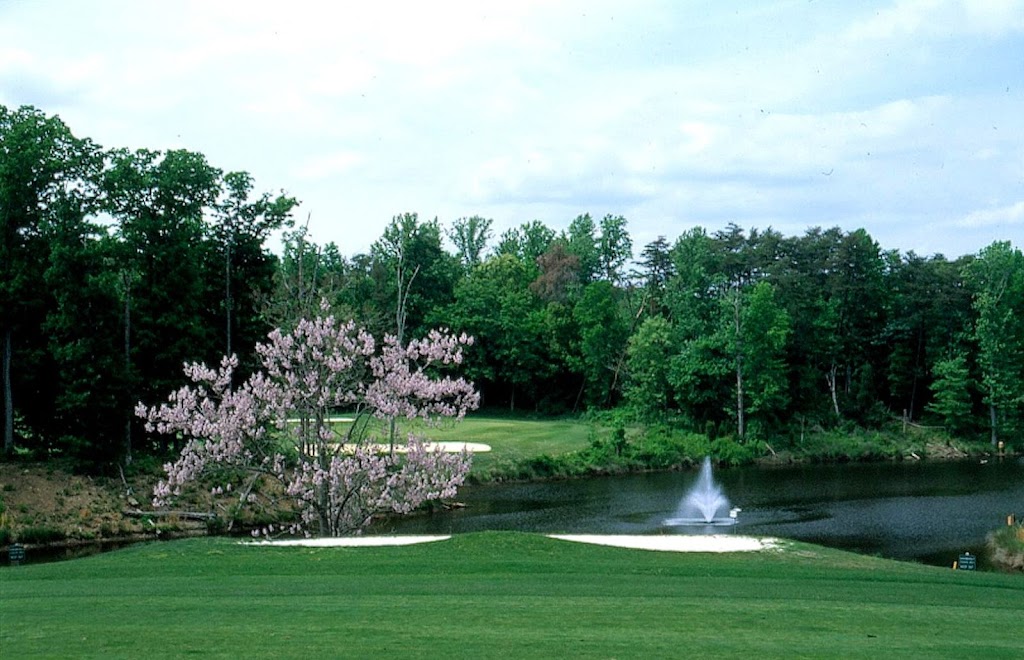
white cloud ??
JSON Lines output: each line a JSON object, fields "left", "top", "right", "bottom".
{"left": 294, "top": 151, "right": 364, "bottom": 181}
{"left": 1, "top": 0, "right": 1021, "bottom": 258}
{"left": 845, "top": 0, "right": 1024, "bottom": 41}
{"left": 958, "top": 201, "right": 1024, "bottom": 227}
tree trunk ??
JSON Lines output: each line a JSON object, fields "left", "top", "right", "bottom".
{"left": 225, "top": 240, "right": 233, "bottom": 358}
{"left": 736, "top": 360, "right": 745, "bottom": 439}
{"left": 733, "top": 292, "right": 745, "bottom": 439}
{"left": 390, "top": 259, "right": 418, "bottom": 454}
{"left": 123, "top": 274, "right": 133, "bottom": 465}
{"left": 826, "top": 363, "right": 840, "bottom": 417}
{"left": 315, "top": 408, "right": 332, "bottom": 534}
{"left": 3, "top": 328, "right": 13, "bottom": 454}
{"left": 908, "top": 324, "right": 925, "bottom": 422}
{"left": 990, "top": 403, "right": 998, "bottom": 447}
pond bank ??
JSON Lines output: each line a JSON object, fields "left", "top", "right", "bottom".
{"left": 1, "top": 426, "right": 1019, "bottom": 565}
{"left": 987, "top": 521, "right": 1024, "bottom": 571}
{"left": 469, "top": 421, "right": 1013, "bottom": 484}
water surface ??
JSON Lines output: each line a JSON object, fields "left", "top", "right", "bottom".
{"left": 373, "top": 459, "right": 1024, "bottom": 568}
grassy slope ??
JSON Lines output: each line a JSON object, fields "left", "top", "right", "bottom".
{"left": 2, "top": 533, "right": 1022, "bottom": 658}
{"left": 402, "top": 415, "right": 596, "bottom": 475}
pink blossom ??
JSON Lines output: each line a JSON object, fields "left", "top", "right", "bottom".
{"left": 139, "top": 312, "right": 478, "bottom": 536}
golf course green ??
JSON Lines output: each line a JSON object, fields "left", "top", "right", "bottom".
{"left": 2, "top": 532, "right": 1021, "bottom": 658}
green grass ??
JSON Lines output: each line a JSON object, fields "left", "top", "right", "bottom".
{"left": 400, "top": 414, "right": 597, "bottom": 475}
{"left": 2, "top": 533, "right": 1022, "bottom": 658}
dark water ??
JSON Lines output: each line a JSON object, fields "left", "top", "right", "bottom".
{"left": 2, "top": 539, "right": 141, "bottom": 566}
{"left": 6, "top": 459, "right": 1021, "bottom": 569}
{"left": 371, "top": 459, "right": 1024, "bottom": 569}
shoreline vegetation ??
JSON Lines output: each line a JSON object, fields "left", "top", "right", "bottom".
{"left": 1, "top": 413, "right": 1021, "bottom": 570}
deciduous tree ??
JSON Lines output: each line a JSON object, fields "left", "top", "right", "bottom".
{"left": 140, "top": 309, "right": 479, "bottom": 536}
{"left": 448, "top": 215, "right": 492, "bottom": 272}
{"left": 1, "top": 105, "right": 101, "bottom": 454}
{"left": 624, "top": 316, "right": 674, "bottom": 418}
{"left": 210, "top": 170, "right": 297, "bottom": 361}
{"left": 926, "top": 353, "right": 975, "bottom": 437}
{"left": 966, "top": 242, "right": 1024, "bottom": 445}
{"left": 103, "top": 147, "right": 223, "bottom": 443}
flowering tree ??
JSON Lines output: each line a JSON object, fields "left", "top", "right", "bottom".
{"left": 138, "top": 307, "right": 479, "bottom": 536}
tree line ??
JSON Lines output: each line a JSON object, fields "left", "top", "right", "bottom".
{"left": 2, "top": 105, "right": 296, "bottom": 465}
{"left": 3, "top": 105, "right": 1022, "bottom": 469}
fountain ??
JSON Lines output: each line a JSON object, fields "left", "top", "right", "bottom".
{"left": 664, "top": 456, "right": 738, "bottom": 526}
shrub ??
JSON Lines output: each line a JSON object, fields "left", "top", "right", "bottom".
{"left": 205, "top": 516, "right": 228, "bottom": 535}
{"left": 18, "top": 526, "right": 66, "bottom": 545}
{"left": 710, "top": 436, "right": 761, "bottom": 466}
{"left": 987, "top": 524, "right": 1024, "bottom": 571}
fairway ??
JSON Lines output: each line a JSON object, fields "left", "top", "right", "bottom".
{"left": 401, "top": 415, "right": 596, "bottom": 474}
{"left": 2, "top": 533, "right": 1022, "bottom": 658}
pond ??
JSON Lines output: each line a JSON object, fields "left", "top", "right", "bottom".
{"left": 371, "top": 458, "right": 1024, "bottom": 569}
{"left": 5, "top": 458, "right": 1021, "bottom": 569}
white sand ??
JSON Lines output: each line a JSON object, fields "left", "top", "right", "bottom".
{"left": 548, "top": 534, "right": 777, "bottom": 553}
{"left": 308, "top": 441, "right": 492, "bottom": 457}
{"left": 251, "top": 534, "right": 777, "bottom": 552}
{"left": 252, "top": 535, "right": 452, "bottom": 547}
{"left": 426, "top": 442, "right": 492, "bottom": 453}
{"left": 338, "top": 441, "right": 492, "bottom": 453}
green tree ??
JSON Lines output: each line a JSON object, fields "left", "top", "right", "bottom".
{"left": 624, "top": 316, "right": 674, "bottom": 418}
{"left": 210, "top": 171, "right": 297, "bottom": 363}
{"left": 263, "top": 222, "right": 347, "bottom": 331}
{"left": 372, "top": 213, "right": 459, "bottom": 341}
{"left": 765, "top": 229, "right": 842, "bottom": 423}
{"left": 42, "top": 217, "right": 125, "bottom": 461}
{"left": 440, "top": 255, "right": 549, "bottom": 409}
{"left": 664, "top": 228, "right": 727, "bottom": 427}
{"left": 773, "top": 228, "right": 887, "bottom": 422}
{"left": 634, "top": 236, "right": 675, "bottom": 318}
{"left": 572, "top": 281, "right": 629, "bottom": 407}
{"left": 495, "top": 220, "right": 555, "bottom": 279}
{"left": 447, "top": 215, "right": 492, "bottom": 272}
{"left": 724, "top": 282, "right": 790, "bottom": 438}
{"left": 597, "top": 214, "right": 632, "bottom": 285}
{"left": 966, "top": 241, "right": 1024, "bottom": 445}
{"left": 1, "top": 105, "right": 101, "bottom": 454}
{"left": 926, "top": 353, "right": 975, "bottom": 437}
{"left": 662, "top": 230, "right": 791, "bottom": 436}
{"left": 805, "top": 229, "right": 888, "bottom": 421}
{"left": 883, "top": 252, "right": 975, "bottom": 422}
{"left": 564, "top": 214, "right": 600, "bottom": 283}
{"left": 103, "top": 147, "right": 222, "bottom": 451}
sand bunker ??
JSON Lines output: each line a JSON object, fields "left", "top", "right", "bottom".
{"left": 425, "top": 442, "right": 492, "bottom": 453}
{"left": 251, "top": 534, "right": 777, "bottom": 552}
{"left": 253, "top": 535, "right": 452, "bottom": 547}
{"left": 308, "top": 442, "right": 492, "bottom": 457}
{"left": 341, "top": 442, "right": 492, "bottom": 453}
{"left": 548, "top": 534, "right": 777, "bottom": 553}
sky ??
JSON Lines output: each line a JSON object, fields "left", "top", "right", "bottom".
{"left": 1, "top": 0, "right": 1022, "bottom": 259}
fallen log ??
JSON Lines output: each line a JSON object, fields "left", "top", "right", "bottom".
{"left": 122, "top": 509, "right": 216, "bottom": 521}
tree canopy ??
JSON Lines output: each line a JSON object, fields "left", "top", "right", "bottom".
{"left": 3, "top": 103, "right": 1020, "bottom": 473}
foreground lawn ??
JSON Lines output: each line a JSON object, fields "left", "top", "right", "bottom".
{"left": 2, "top": 533, "right": 1022, "bottom": 658}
